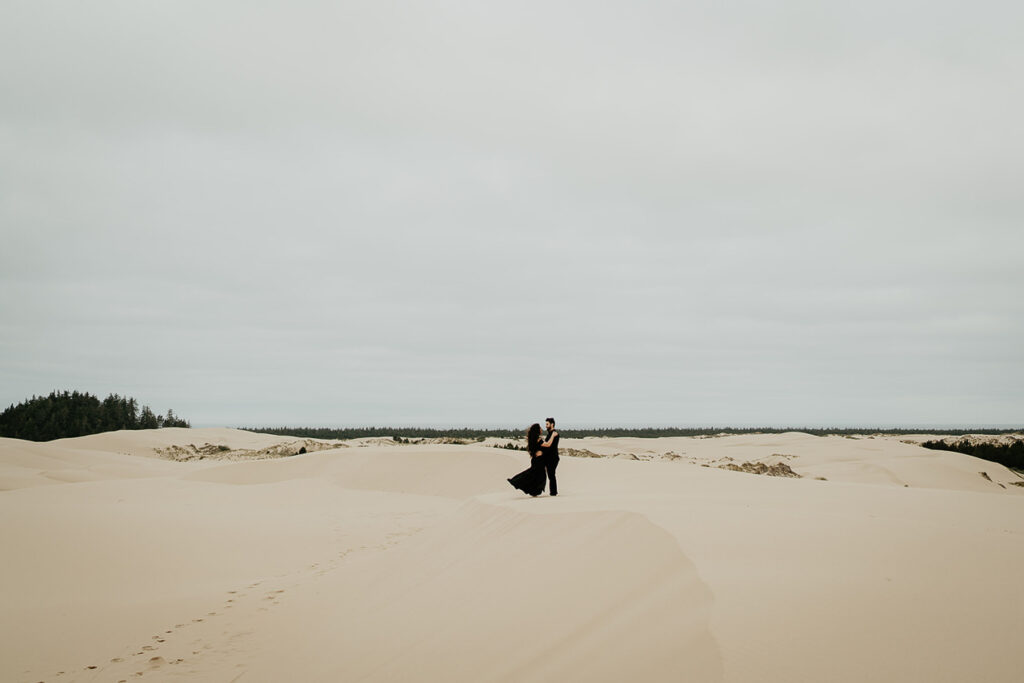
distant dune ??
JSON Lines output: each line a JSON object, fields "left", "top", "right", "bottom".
{"left": 2, "top": 429, "right": 1022, "bottom": 682}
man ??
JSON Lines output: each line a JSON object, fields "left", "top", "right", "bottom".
{"left": 540, "top": 417, "right": 560, "bottom": 496}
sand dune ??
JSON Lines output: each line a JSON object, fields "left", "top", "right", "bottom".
{"left": 1, "top": 429, "right": 1022, "bottom": 682}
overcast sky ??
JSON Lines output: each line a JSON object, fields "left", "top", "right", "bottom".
{"left": 2, "top": 1, "right": 1022, "bottom": 428}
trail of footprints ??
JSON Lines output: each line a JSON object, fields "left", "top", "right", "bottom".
{"left": 33, "top": 579, "right": 288, "bottom": 682}
{"left": 36, "top": 521, "right": 427, "bottom": 682}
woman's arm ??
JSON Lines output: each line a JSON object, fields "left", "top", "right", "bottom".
{"left": 541, "top": 430, "right": 558, "bottom": 447}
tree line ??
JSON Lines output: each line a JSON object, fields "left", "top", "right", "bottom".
{"left": 921, "top": 438, "right": 1024, "bottom": 472}
{"left": 244, "top": 426, "right": 524, "bottom": 440}
{"left": 243, "top": 425, "right": 1023, "bottom": 440}
{"left": 0, "top": 391, "right": 190, "bottom": 442}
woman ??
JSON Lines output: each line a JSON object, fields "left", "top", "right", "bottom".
{"left": 507, "top": 423, "right": 546, "bottom": 496}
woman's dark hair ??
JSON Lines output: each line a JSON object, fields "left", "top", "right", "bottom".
{"left": 527, "top": 423, "right": 542, "bottom": 454}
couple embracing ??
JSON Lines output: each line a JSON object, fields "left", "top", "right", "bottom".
{"left": 507, "top": 417, "right": 560, "bottom": 497}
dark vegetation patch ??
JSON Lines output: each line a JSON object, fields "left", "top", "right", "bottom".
{"left": 719, "top": 462, "right": 801, "bottom": 478}
{"left": 493, "top": 442, "right": 527, "bottom": 451}
{"left": 0, "top": 390, "right": 190, "bottom": 442}
{"left": 153, "top": 439, "right": 335, "bottom": 462}
{"left": 921, "top": 438, "right": 1024, "bottom": 472}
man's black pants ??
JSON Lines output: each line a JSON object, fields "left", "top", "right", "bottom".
{"left": 545, "top": 455, "right": 559, "bottom": 496}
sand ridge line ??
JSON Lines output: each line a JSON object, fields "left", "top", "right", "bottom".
{"left": 264, "top": 498, "right": 724, "bottom": 682}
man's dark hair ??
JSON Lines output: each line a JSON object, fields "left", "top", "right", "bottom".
{"left": 546, "top": 417, "right": 556, "bottom": 426}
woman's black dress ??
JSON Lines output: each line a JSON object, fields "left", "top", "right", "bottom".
{"left": 508, "top": 451, "right": 546, "bottom": 496}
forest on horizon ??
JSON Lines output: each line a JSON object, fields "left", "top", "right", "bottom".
{"left": 0, "top": 391, "right": 190, "bottom": 442}
{"left": 244, "top": 425, "right": 1022, "bottom": 440}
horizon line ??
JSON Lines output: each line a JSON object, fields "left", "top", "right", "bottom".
{"left": 217, "top": 423, "right": 1024, "bottom": 431}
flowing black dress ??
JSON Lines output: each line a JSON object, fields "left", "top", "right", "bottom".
{"left": 508, "top": 449, "right": 546, "bottom": 496}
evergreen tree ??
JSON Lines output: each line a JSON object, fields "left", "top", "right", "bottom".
{"left": 0, "top": 391, "right": 191, "bottom": 441}
{"left": 162, "top": 409, "right": 190, "bottom": 428}
{"left": 139, "top": 406, "right": 159, "bottom": 429}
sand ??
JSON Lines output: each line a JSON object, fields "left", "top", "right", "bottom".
{"left": 2, "top": 429, "right": 1022, "bottom": 682}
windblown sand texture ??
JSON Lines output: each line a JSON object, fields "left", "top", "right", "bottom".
{"left": 2, "top": 428, "right": 1022, "bottom": 682}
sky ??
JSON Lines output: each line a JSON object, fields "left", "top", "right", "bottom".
{"left": 1, "top": 1, "right": 1022, "bottom": 428}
